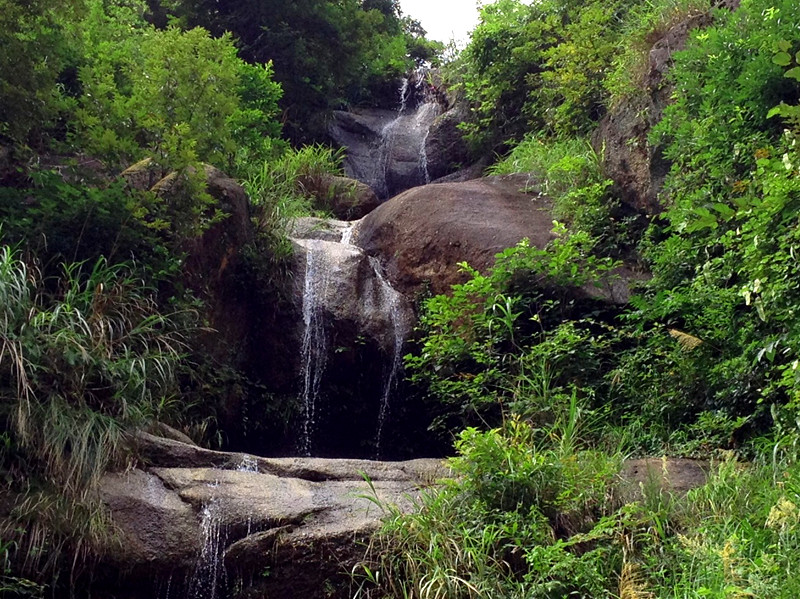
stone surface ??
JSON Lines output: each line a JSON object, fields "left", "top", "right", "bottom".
{"left": 424, "top": 102, "right": 472, "bottom": 181}
{"left": 98, "top": 437, "right": 448, "bottom": 599}
{"left": 354, "top": 174, "right": 553, "bottom": 296}
{"left": 353, "top": 174, "right": 638, "bottom": 303}
{"left": 97, "top": 433, "right": 712, "bottom": 599}
{"left": 119, "top": 157, "right": 162, "bottom": 191}
{"left": 618, "top": 458, "right": 709, "bottom": 500}
{"left": 288, "top": 216, "right": 354, "bottom": 243}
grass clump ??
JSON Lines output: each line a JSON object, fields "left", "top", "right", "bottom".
{"left": 0, "top": 245, "right": 186, "bottom": 588}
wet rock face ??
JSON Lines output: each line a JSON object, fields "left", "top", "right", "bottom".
{"left": 328, "top": 103, "right": 442, "bottom": 199}
{"left": 327, "top": 70, "right": 466, "bottom": 200}
{"left": 288, "top": 221, "right": 414, "bottom": 458}
{"left": 424, "top": 103, "right": 473, "bottom": 182}
{"left": 96, "top": 436, "right": 449, "bottom": 599}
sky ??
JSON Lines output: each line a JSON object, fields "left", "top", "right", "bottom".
{"left": 398, "top": 0, "right": 483, "bottom": 47}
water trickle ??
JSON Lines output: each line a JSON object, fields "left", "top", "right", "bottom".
{"left": 189, "top": 483, "right": 227, "bottom": 599}
{"left": 292, "top": 220, "right": 414, "bottom": 457}
{"left": 398, "top": 76, "right": 410, "bottom": 114}
{"left": 370, "top": 257, "right": 412, "bottom": 458}
{"left": 236, "top": 454, "right": 259, "bottom": 473}
{"left": 298, "top": 241, "right": 332, "bottom": 456}
{"left": 340, "top": 222, "right": 357, "bottom": 246}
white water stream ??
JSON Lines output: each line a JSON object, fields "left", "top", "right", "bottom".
{"left": 293, "top": 221, "right": 411, "bottom": 457}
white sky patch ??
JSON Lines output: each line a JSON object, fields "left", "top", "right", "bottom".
{"left": 398, "top": 0, "right": 483, "bottom": 47}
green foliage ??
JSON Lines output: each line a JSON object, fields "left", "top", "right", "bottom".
{"left": 165, "top": 0, "right": 436, "bottom": 140}
{"left": 406, "top": 233, "right": 618, "bottom": 433}
{"left": 627, "top": 0, "right": 800, "bottom": 438}
{"left": 603, "top": 0, "right": 712, "bottom": 105}
{"left": 0, "top": 0, "right": 78, "bottom": 147}
{"left": 0, "top": 171, "right": 170, "bottom": 276}
{"left": 357, "top": 418, "right": 625, "bottom": 599}
{"left": 457, "top": 0, "right": 639, "bottom": 149}
{"left": 69, "top": 1, "right": 283, "bottom": 171}
{"left": 245, "top": 144, "right": 344, "bottom": 231}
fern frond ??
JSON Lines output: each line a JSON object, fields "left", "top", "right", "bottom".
{"left": 668, "top": 328, "right": 703, "bottom": 351}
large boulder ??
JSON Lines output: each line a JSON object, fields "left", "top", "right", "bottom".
{"left": 424, "top": 102, "right": 473, "bottom": 182}
{"left": 96, "top": 438, "right": 448, "bottom": 599}
{"left": 353, "top": 175, "right": 639, "bottom": 303}
{"left": 592, "top": 2, "right": 740, "bottom": 214}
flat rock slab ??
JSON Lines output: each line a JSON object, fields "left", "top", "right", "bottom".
{"left": 618, "top": 457, "right": 709, "bottom": 501}
{"left": 99, "top": 438, "right": 447, "bottom": 598}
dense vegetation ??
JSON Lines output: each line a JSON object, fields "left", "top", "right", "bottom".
{"left": 3, "top": 0, "right": 800, "bottom": 596}
{"left": 0, "top": 0, "right": 438, "bottom": 594}
{"left": 356, "top": 0, "right": 800, "bottom": 597}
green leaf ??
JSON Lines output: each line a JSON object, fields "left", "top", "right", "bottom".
{"left": 773, "top": 52, "right": 792, "bottom": 66}
{"left": 784, "top": 66, "right": 800, "bottom": 81}
{"left": 777, "top": 40, "right": 791, "bottom": 53}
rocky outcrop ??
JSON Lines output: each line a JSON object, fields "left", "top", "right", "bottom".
{"left": 97, "top": 436, "right": 448, "bottom": 599}
{"left": 592, "top": 2, "right": 740, "bottom": 214}
{"left": 120, "top": 160, "right": 269, "bottom": 442}
{"left": 299, "top": 173, "right": 380, "bottom": 220}
{"left": 424, "top": 102, "right": 473, "bottom": 182}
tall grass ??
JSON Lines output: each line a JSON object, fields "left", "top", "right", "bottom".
{"left": 1, "top": 245, "right": 185, "bottom": 585}
{"left": 487, "top": 135, "right": 615, "bottom": 244}
{"left": 358, "top": 432, "right": 800, "bottom": 599}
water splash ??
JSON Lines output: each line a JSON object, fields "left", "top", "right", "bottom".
{"left": 236, "top": 454, "right": 259, "bottom": 473}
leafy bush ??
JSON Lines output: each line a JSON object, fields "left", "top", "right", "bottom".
{"left": 69, "top": 1, "right": 283, "bottom": 172}
{"left": 458, "top": 0, "right": 642, "bottom": 149}
{"left": 627, "top": 0, "right": 800, "bottom": 438}
{"left": 406, "top": 233, "right": 618, "bottom": 434}
{"left": 358, "top": 418, "right": 624, "bottom": 599}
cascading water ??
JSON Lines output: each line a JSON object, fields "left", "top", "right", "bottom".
{"left": 298, "top": 241, "right": 331, "bottom": 456}
{"left": 369, "top": 256, "right": 411, "bottom": 458}
{"left": 188, "top": 483, "right": 226, "bottom": 599}
{"left": 333, "top": 69, "right": 444, "bottom": 198}
{"left": 291, "top": 219, "right": 413, "bottom": 457}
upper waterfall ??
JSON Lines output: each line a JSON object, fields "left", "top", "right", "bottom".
{"left": 328, "top": 68, "right": 447, "bottom": 199}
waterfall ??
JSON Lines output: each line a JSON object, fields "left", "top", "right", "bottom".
{"left": 291, "top": 218, "right": 413, "bottom": 457}
{"left": 356, "top": 68, "right": 443, "bottom": 199}
{"left": 298, "top": 240, "right": 331, "bottom": 457}
{"left": 369, "top": 257, "right": 411, "bottom": 458}
{"left": 188, "top": 483, "right": 227, "bottom": 599}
